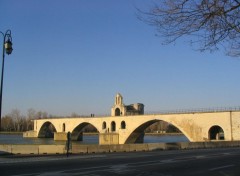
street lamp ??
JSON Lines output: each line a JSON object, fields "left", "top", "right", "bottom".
{"left": 0, "top": 30, "right": 13, "bottom": 131}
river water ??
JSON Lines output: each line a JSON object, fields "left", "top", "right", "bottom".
{"left": 0, "top": 134, "right": 188, "bottom": 145}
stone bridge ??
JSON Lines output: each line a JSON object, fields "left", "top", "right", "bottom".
{"left": 23, "top": 94, "right": 240, "bottom": 144}
{"left": 24, "top": 111, "right": 240, "bottom": 144}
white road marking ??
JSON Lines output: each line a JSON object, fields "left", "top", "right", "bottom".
{"left": 160, "top": 159, "right": 173, "bottom": 163}
{"left": 109, "top": 164, "right": 136, "bottom": 174}
{"left": 195, "top": 155, "right": 206, "bottom": 159}
{"left": 209, "top": 164, "right": 235, "bottom": 171}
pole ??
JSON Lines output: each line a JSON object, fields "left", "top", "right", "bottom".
{"left": 0, "top": 32, "right": 5, "bottom": 131}
{"left": 0, "top": 30, "right": 12, "bottom": 131}
{"left": 0, "top": 47, "right": 5, "bottom": 131}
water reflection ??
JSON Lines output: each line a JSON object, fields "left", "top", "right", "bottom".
{"left": 0, "top": 134, "right": 188, "bottom": 145}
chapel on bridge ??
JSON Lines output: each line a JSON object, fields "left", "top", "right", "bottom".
{"left": 111, "top": 93, "right": 144, "bottom": 116}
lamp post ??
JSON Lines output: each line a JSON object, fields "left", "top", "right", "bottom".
{"left": 0, "top": 30, "right": 13, "bottom": 131}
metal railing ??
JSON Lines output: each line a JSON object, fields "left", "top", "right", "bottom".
{"left": 145, "top": 106, "right": 240, "bottom": 115}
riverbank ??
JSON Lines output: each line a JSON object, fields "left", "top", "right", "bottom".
{"left": 83, "top": 132, "right": 183, "bottom": 135}
{"left": 1, "top": 141, "right": 240, "bottom": 155}
{"left": 146, "top": 133, "right": 183, "bottom": 136}
{"left": 0, "top": 132, "right": 182, "bottom": 136}
{"left": 0, "top": 132, "right": 23, "bottom": 135}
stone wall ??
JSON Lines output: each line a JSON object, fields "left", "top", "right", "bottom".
{"left": 1, "top": 141, "right": 240, "bottom": 155}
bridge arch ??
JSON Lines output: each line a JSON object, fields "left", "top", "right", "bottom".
{"left": 124, "top": 118, "right": 191, "bottom": 144}
{"left": 208, "top": 125, "right": 224, "bottom": 140}
{"left": 38, "top": 121, "right": 57, "bottom": 138}
{"left": 125, "top": 120, "right": 158, "bottom": 143}
{"left": 71, "top": 122, "right": 99, "bottom": 141}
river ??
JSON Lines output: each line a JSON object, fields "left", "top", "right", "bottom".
{"left": 0, "top": 133, "right": 188, "bottom": 145}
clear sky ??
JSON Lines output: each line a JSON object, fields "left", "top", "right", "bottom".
{"left": 0, "top": 0, "right": 240, "bottom": 116}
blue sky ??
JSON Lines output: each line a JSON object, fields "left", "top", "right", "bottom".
{"left": 0, "top": 0, "right": 240, "bottom": 116}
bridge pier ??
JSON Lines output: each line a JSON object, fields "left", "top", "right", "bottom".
{"left": 54, "top": 132, "right": 68, "bottom": 141}
{"left": 23, "top": 131, "right": 37, "bottom": 138}
{"left": 99, "top": 133, "right": 119, "bottom": 145}
{"left": 54, "top": 132, "right": 84, "bottom": 141}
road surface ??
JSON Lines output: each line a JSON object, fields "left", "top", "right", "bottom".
{"left": 1, "top": 147, "right": 240, "bottom": 175}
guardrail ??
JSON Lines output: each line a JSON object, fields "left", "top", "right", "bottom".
{"left": 145, "top": 106, "right": 240, "bottom": 115}
{"left": 91, "top": 106, "right": 240, "bottom": 116}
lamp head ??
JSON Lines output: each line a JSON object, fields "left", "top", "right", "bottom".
{"left": 4, "top": 39, "right": 13, "bottom": 55}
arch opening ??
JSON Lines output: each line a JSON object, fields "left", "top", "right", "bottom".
{"left": 125, "top": 120, "right": 189, "bottom": 144}
{"left": 115, "top": 108, "right": 121, "bottom": 116}
{"left": 102, "top": 121, "right": 107, "bottom": 130}
{"left": 38, "top": 122, "right": 57, "bottom": 138}
{"left": 71, "top": 122, "right": 99, "bottom": 143}
{"left": 62, "top": 123, "right": 66, "bottom": 132}
{"left": 208, "top": 125, "right": 224, "bottom": 140}
{"left": 111, "top": 121, "right": 116, "bottom": 132}
{"left": 121, "top": 121, "right": 126, "bottom": 129}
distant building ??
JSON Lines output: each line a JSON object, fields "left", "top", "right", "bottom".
{"left": 111, "top": 93, "right": 144, "bottom": 116}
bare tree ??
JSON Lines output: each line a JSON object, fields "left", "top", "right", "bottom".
{"left": 71, "top": 112, "right": 80, "bottom": 117}
{"left": 9, "top": 109, "right": 23, "bottom": 131}
{"left": 138, "top": 0, "right": 240, "bottom": 56}
{"left": 36, "top": 111, "right": 48, "bottom": 119}
{"left": 26, "top": 108, "right": 36, "bottom": 130}
{"left": 1, "top": 115, "right": 14, "bottom": 131}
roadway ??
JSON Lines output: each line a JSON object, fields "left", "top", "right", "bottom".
{"left": 1, "top": 147, "right": 240, "bottom": 176}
